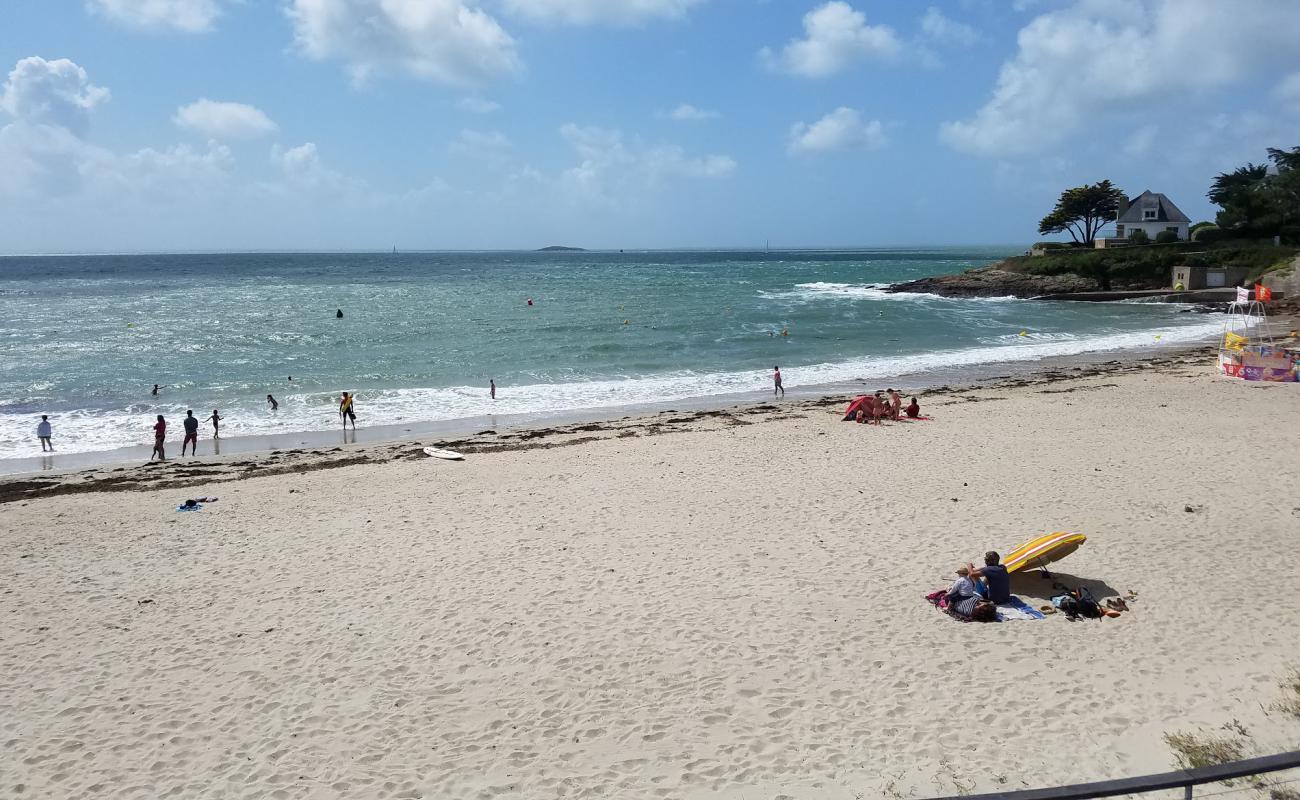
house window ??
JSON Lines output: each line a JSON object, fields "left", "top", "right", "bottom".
{"left": 1116, "top": 224, "right": 1125, "bottom": 237}
{"left": 1165, "top": 226, "right": 1178, "bottom": 234}
{"left": 1143, "top": 208, "right": 1157, "bottom": 220}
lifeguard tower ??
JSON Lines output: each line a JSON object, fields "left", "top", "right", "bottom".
{"left": 1218, "top": 293, "right": 1298, "bottom": 381}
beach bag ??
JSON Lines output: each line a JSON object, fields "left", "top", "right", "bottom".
{"left": 1052, "top": 594, "right": 1080, "bottom": 619}
{"left": 1074, "top": 587, "right": 1102, "bottom": 619}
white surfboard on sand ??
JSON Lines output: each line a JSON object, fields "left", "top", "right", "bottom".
{"left": 423, "top": 446, "right": 464, "bottom": 460}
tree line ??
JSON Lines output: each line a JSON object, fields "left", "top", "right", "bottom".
{"left": 1038, "top": 145, "right": 1300, "bottom": 245}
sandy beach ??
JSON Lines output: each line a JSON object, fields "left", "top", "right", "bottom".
{"left": 4, "top": 350, "right": 1300, "bottom": 799}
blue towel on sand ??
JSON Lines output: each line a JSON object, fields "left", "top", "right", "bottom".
{"left": 996, "top": 595, "right": 1045, "bottom": 621}
{"left": 176, "top": 504, "right": 202, "bottom": 512}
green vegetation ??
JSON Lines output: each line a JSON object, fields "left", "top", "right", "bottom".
{"left": 1013, "top": 144, "right": 1300, "bottom": 291}
{"left": 1210, "top": 146, "right": 1300, "bottom": 243}
{"left": 1001, "top": 242, "right": 1298, "bottom": 290}
{"left": 1038, "top": 180, "right": 1126, "bottom": 245}
{"left": 1155, "top": 230, "right": 1180, "bottom": 244}
{"left": 1275, "top": 667, "right": 1300, "bottom": 719}
{"left": 1163, "top": 727, "right": 1246, "bottom": 771}
{"left": 1193, "top": 224, "right": 1223, "bottom": 242}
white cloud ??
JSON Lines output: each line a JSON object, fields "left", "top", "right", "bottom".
{"left": 559, "top": 123, "right": 734, "bottom": 203}
{"left": 665, "top": 103, "right": 719, "bottom": 121}
{"left": 503, "top": 0, "right": 705, "bottom": 26}
{"left": 1, "top": 57, "right": 110, "bottom": 135}
{"left": 268, "top": 141, "right": 365, "bottom": 195}
{"left": 760, "top": 2, "right": 901, "bottom": 78}
{"left": 940, "top": 0, "right": 1300, "bottom": 157}
{"left": 287, "top": 0, "right": 521, "bottom": 87}
{"left": 788, "top": 107, "right": 887, "bottom": 154}
{"left": 174, "top": 99, "right": 278, "bottom": 139}
{"left": 1276, "top": 72, "right": 1300, "bottom": 113}
{"left": 87, "top": 0, "right": 223, "bottom": 32}
{"left": 919, "top": 7, "right": 980, "bottom": 46}
{"left": 458, "top": 96, "right": 501, "bottom": 113}
{"left": 114, "top": 141, "right": 233, "bottom": 194}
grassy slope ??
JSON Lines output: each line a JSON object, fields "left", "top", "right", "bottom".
{"left": 999, "top": 242, "right": 1299, "bottom": 290}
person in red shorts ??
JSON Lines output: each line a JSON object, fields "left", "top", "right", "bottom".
{"left": 182, "top": 410, "right": 200, "bottom": 456}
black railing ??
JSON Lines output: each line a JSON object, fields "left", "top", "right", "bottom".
{"left": 924, "top": 749, "right": 1300, "bottom": 800}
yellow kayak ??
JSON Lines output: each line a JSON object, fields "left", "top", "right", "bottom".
{"left": 1003, "top": 531, "right": 1087, "bottom": 573}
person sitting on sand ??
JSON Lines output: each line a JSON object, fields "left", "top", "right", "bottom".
{"left": 946, "top": 566, "right": 980, "bottom": 618}
{"left": 970, "top": 551, "right": 1011, "bottom": 604}
{"left": 905, "top": 396, "right": 920, "bottom": 418}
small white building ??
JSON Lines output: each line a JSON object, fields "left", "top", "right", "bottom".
{"left": 1113, "top": 190, "right": 1190, "bottom": 241}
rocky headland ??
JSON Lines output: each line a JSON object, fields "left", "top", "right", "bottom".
{"left": 887, "top": 267, "right": 1098, "bottom": 299}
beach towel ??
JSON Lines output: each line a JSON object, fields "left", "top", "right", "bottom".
{"left": 995, "top": 595, "right": 1045, "bottom": 621}
{"left": 176, "top": 504, "right": 202, "bottom": 512}
{"left": 927, "top": 591, "right": 1042, "bottom": 622}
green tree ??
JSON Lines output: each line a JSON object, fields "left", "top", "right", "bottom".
{"left": 1208, "top": 146, "right": 1300, "bottom": 242}
{"left": 1038, "top": 180, "right": 1126, "bottom": 245}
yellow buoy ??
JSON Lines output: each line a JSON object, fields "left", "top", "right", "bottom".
{"left": 1019, "top": 330, "right": 1028, "bottom": 337}
{"left": 623, "top": 319, "right": 629, "bottom": 325}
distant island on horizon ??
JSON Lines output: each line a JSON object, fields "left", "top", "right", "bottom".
{"left": 537, "top": 245, "right": 586, "bottom": 252}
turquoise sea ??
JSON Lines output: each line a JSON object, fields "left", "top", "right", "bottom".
{"left": 0, "top": 248, "right": 1224, "bottom": 464}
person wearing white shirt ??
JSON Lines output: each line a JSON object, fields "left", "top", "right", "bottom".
{"left": 37, "top": 415, "right": 53, "bottom": 452}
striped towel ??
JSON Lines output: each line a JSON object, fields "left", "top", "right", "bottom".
{"left": 996, "top": 595, "right": 1045, "bottom": 621}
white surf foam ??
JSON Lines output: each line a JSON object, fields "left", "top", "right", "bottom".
{"left": 760, "top": 282, "right": 1019, "bottom": 303}
{"left": 0, "top": 315, "right": 1228, "bottom": 461}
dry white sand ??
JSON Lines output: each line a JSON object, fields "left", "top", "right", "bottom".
{"left": 4, "top": 363, "right": 1300, "bottom": 799}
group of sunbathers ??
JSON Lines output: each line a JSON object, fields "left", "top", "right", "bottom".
{"left": 944, "top": 551, "right": 1011, "bottom": 620}
{"left": 845, "top": 388, "right": 920, "bottom": 424}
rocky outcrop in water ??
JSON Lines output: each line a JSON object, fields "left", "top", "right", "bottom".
{"left": 886, "top": 267, "right": 1098, "bottom": 299}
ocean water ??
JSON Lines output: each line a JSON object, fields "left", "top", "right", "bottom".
{"left": 0, "top": 249, "right": 1225, "bottom": 462}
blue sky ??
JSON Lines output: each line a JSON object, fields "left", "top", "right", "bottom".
{"left": 2, "top": 0, "right": 1299, "bottom": 251}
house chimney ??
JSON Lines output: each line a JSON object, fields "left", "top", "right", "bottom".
{"left": 1117, "top": 196, "right": 1130, "bottom": 218}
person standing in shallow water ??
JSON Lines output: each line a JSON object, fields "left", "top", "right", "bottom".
{"left": 773, "top": 366, "right": 785, "bottom": 397}
{"left": 336, "top": 309, "right": 343, "bottom": 319}
{"left": 339, "top": 392, "right": 356, "bottom": 430}
{"left": 490, "top": 379, "right": 496, "bottom": 400}
{"left": 267, "top": 394, "right": 278, "bottom": 411}
{"left": 206, "top": 409, "right": 222, "bottom": 438}
{"left": 150, "top": 415, "right": 167, "bottom": 461}
{"left": 152, "top": 384, "right": 162, "bottom": 396}
{"left": 182, "top": 410, "right": 199, "bottom": 456}
{"left": 37, "top": 415, "right": 53, "bottom": 451}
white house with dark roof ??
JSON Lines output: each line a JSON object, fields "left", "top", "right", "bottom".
{"left": 1112, "top": 190, "right": 1190, "bottom": 241}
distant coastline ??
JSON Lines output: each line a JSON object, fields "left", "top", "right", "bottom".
{"left": 537, "top": 245, "right": 586, "bottom": 252}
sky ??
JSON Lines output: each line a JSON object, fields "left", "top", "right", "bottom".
{"left": 2, "top": 0, "right": 1299, "bottom": 252}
